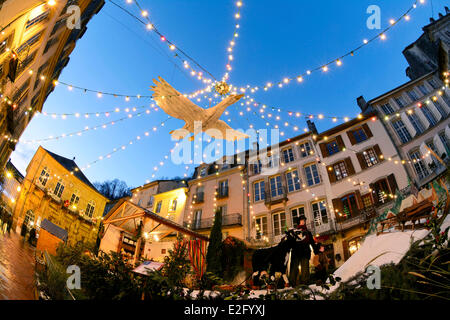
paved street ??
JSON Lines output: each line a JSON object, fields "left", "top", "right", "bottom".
{"left": 0, "top": 231, "right": 36, "bottom": 300}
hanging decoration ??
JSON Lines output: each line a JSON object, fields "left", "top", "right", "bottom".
{"left": 214, "top": 81, "right": 231, "bottom": 96}
{"left": 150, "top": 77, "right": 248, "bottom": 141}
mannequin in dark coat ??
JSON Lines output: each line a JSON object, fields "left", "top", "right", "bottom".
{"left": 289, "top": 216, "right": 317, "bottom": 286}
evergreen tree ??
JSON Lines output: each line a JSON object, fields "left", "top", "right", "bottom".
{"left": 206, "top": 209, "right": 223, "bottom": 276}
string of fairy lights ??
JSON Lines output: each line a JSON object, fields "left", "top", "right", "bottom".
{"left": 222, "top": 0, "right": 243, "bottom": 82}
{"left": 8, "top": 0, "right": 435, "bottom": 186}
{"left": 233, "top": 0, "right": 424, "bottom": 94}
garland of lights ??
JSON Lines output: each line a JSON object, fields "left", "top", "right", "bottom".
{"left": 38, "top": 105, "right": 154, "bottom": 119}
{"left": 234, "top": 0, "right": 423, "bottom": 94}
{"left": 21, "top": 109, "right": 151, "bottom": 143}
{"left": 222, "top": 0, "right": 243, "bottom": 82}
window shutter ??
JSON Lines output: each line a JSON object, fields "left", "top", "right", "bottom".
{"left": 362, "top": 123, "right": 373, "bottom": 138}
{"left": 354, "top": 190, "right": 364, "bottom": 210}
{"left": 356, "top": 152, "right": 367, "bottom": 170}
{"left": 327, "top": 166, "right": 336, "bottom": 183}
{"left": 332, "top": 198, "right": 343, "bottom": 220}
{"left": 370, "top": 183, "right": 380, "bottom": 206}
{"left": 336, "top": 135, "right": 345, "bottom": 150}
{"left": 387, "top": 174, "right": 399, "bottom": 194}
{"left": 345, "top": 157, "right": 356, "bottom": 175}
{"left": 347, "top": 130, "right": 357, "bottom": 145}
{"left": 373, "top": 144, "right": 384, "bottom": 162}
{"left": 319, "top": 143, "right": 329, "bottom": 158}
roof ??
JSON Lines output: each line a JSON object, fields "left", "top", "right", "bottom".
{"left": 316, "top": 111, "right": 377, "bottom": 141}
{"left": 43, "top": 147, "right": 101, "bottom": 195}
{"left": 5, "top": 160, "right": 24, "bottom": 182}
{"left": 103, "top": 199, "right": 209, "bottom": 241}
{"left": 40, "top": 218, "right": 68, "bottom": 242}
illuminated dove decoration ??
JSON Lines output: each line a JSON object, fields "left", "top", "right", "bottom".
{"left": 150, "top": 77, "right": 248, "bottom": 141}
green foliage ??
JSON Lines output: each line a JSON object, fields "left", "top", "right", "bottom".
{"left": 160, "top": 238, "right": 191, "bottom": 287}
{"left": 221, "top": 236, "right": 246, "bottom": 282}
{"left": 206, "top": 210, "right": 223, "bottom": 276}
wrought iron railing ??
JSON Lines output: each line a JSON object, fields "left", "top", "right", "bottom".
{"left": 184, "top": 213, "right": 242, "bottom": 230}
{"left": 264, "top": 186, "right": 288, "bottom": 205}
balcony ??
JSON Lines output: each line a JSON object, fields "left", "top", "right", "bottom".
{"left": 184, "top": 213, "right": 242, "bottom": 230}
{"left": 216, "top": 187, "right": 229, "bottom": 199}
{"left": 264, "top": 186, "right": 288, "bottom": 206}
{"left": 336, "top": 206, "right": 377, "bottom": 232}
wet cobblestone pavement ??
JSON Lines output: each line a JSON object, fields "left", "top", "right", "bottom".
{"left": 0, "top": 231, "right": 36, "bottom": 300}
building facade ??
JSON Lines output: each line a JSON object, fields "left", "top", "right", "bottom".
{"left": 0, "top": 0, "right": 104, "bottom": 169}
{"left": 13, "top": 146, "right": 108, "bottom": 245}
{"left": 314, "top": 114, "right": 410, "bottom": 266}
{"left": 1, "top": 159, "right": 24, "bottom": 214}
{"left": 183, "top": 153, "right": 248, "bottom": 241}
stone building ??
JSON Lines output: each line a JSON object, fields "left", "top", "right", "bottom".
{"left": 0, "top": 0, "right": 104, "bottom": 169}
{"left": 313, "top": 114, "right": 410, "bottom": 266}
{"left": 1, "top": 159, "right": 24, "bottom": 214}
{"left": 13, "top": 146, "right": 108, "bottom": 245}
{"left": 183, "top": 152, "right": 248, "bottom": 241}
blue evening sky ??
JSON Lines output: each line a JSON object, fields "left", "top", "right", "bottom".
{"left": 11, "top": 0, "right": 446, "bottom": 188}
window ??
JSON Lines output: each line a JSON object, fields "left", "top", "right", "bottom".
{"left": 217, "top": 205, "right": 227, "bottom": 216}
{"left": 269, "top": 175, "right": 283, "bottom": 197}
{"left": 347, "top": 238, "right": 362, "bottom": 257}
{"left": 147, "top": 196, "right": 154, "bottom": 207}
{"left": 16, "top": 31, "right": 43, "bottom": 54}
{"left": 326, "top": 140, "right": 340, "bottom": 156}
{"left": 17, "top": 51, "right": 36, "bottom": 75}
{"left": 267, "top": 154, "right": 279, "bottom": 168}
{"left": 443, "top": 93, "right": 450, "bottom": 107}
{"left": 392, "top": 120, "right": 412, "bottom": 144}
{"left": 439, "top": 132, "right": 450, "bottom": 152}
{"left": 394, "top": 96, "right": 406, "bottom": 108}
{"left": 417, "top": 84, "right": 428, "bottom": 95}
{"left": 432, "top": 100, "right": 447, "bottom": 118}
{"left": 85, "top": 201, "right": 95, "bottom": 218}
{"left": 70, "top": 193, "right": 80, "bottom": 206}
{"left": 26, "top": 10, "right": 49, "bottom": 29}
{"left": 340, "top": 194, "right": 359, "bottom": 218}
{"left": 362, "top": 148, "right": 379, "bottom": 167}
{"left": 50, "top": 17, "right": 67, "bottom": 35}
{"left": 286, "top": 170, "right": 301, "bottom": 192}
{"left": 333, "top": 161, "right": 348, "bottom": 181}
{"left": 406, "top": 90, "right": 419, "bottom": 102}
{"left": 299, "top": 142, "right": 312, "bottom": 157}
{"left": 53, "top": 180, "right": 64, "bottom": 199}
{"left": 155, "top": 201, "right": 162, "bottom": 213}
{"left": 291, "top": 207, "right": 305, "bottom": 227}
{"left": 253, "top": 160, "right": 262, "bottom": 174}
{"left": 253, "top": 180, "right": 265, "bottom": 202}
{"left": 407, "top": 111, "right": 425, "bottom": 135}
{"left": 380, "top": 103, "right": 394, "bottom": 115}
{"left": 38, "top": 167, "right": 50, "bottom": 186}
{"left": 304, "top": 163, "right": 320, "bottom": 186}
{"left": 218, "top": 180, "right": 228, "bottom": 197}
{"left": 24, "top": 210, "right": 35, "bottom": 228}
{"left": 312, "top": 201, "right": 328, "bottom": 226}
{"left": 43, "top": 36, "right": 59, "bottom": 54}
{"left": 193, "top": 209, "right": 202, "bottom": 229}
{"left": 200, "top": 167, "right": 207, "bottom": 177}
{"left": 372, "top": 178, "right": 392, "bottom": 203}
{"left": 170, "top": 199, "right": 177, "bottom": 211}
{"left": 255, "top": 216, "right": 268, "bottom": 240}
{"left": 420, "top": 105, "right": 437, "bottom": 126}
{"left": 427, "top": 79, "right": 439, "bottom": 89}
{"left": 282, "top": 148, "right": 294, "bottom": 163}
{"left": 352, "top": 127, "right": 368, "bottom": 144}
{"left": 272, "top": 212, "right": 287, "bottom": 236}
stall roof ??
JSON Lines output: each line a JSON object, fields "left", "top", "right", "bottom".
{"left": 103, "top": 199, "right": 209, "bottom": 241}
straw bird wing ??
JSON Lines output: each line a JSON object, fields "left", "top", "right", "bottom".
{"left": 211, "top": 120, "right": 249, "bottom": 141}
{"left": 150, "top": 76, "right": 205, "bottom": 121}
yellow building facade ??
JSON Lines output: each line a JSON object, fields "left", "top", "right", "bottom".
{"left": 13, "top": 146, "right": 108, "bottom": 245}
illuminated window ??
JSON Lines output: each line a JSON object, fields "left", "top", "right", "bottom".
{"left": 333, "top": 161, "right": 348, "bottom": 181}
{"left": 312, "top": 201, "right": 328, "bottom": 226}
{"left": 255, "top": 216, "right": 268, "bottom": 240}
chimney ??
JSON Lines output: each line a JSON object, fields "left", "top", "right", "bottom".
{"left": 445, "top": 6, "right": 449, "bottom": 14}
{"left": 357, "top": 96, "right": 368, "bottom": 112}
{"left": 306, "top": 120, "right": 318, "bottom": 135}
{"left": 72, "top": 157, "right": 76, "bottom": 161}
{"left": 438, "top": 13, "right": 444, "bottom": 18}
{"left": 430, "top": 17, "right": 435, "bottom": 23}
